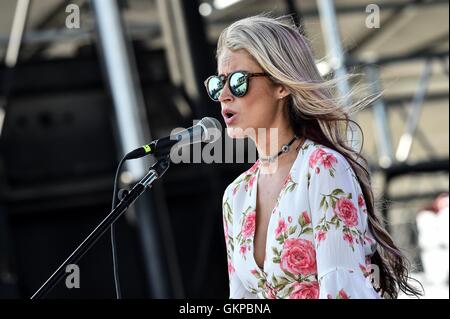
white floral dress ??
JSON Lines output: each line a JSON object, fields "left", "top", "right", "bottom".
{"left": 222, "top": 138, "right": 382, "bottom": 299}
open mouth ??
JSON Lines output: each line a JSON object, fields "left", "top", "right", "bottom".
{"left": 222, "top": 110, "right": 238, "bottom": 124}
{"left": 224, "top": 111, "right": 235, "bottom": 119}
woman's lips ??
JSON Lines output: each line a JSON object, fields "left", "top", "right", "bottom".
{"left": 222, "top": 110, "right": 238, "bottom": 125}
{"left": 224, "top": 113, "right": 238, "bottom": 125}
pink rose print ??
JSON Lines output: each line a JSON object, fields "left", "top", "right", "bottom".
{"left": 364, "top": 234, "right": 374, "bottom": 244}
{"left": 334, "top": 197, "right": 358, "bottom": 227}
{"left": 359, "top": 264, "right": 369, "bottom": 276}
{"left": 240, "top": 245, "right": 247, "bottom": 255}
{"left": 321, "top": 152, "right": 337, "bottom": 169}
{"left": 242, "top": 211, "right": 256, "bottom": 239}
{"left": 358, "top": 194, "right": 365, "bottom": 208}
{"left": 248, "top": 161, "right": 259, "bottom": 174}
{"left": 233, "top": 162, "right": 259, "bottom": 195}
{"left": 290, "top": 281, "right": 320, "bottom": 299}
{"left": 250, "top": 269, "right": 258, "bottom": 275}
{"left": 338, "top": 289, "right": 350, "bottom": 299}
{"left": 309, "top": 148, "right": 338, "bottom": 173}
{"left": 264, "top": 283, "right": 278, "bottom": 299}
{"left": 275, "top": 218, "right": 287, "bottom": 237}
{"left": 228, "top": 259, "right": 235, "bottom": 274}
{"left": 248, "top": 175, "right": 256, "bottom": 190}
{"left": 288, "top": 216, "right": 293, "bottom": 223}
{"left": 328, "top": 289, "right": 351, "bottom": 299}
{"left": 309, "top": 148, "right": 327, "bottom": 168}
{"left": 279, "top": 174, "right": 293, "bottom": 194}
{"left": 280, "top": 238, "right": 316, "bottom": 275}
{"left": 234, "top": 185, "right": 240, "bottom": 196}
{"left": 302, "top": 211, "right": 311, "bottom": 225}
{"left": 267, "top": 287, "right": 277, "bottom": 299}
{"left": 316, "top": 230, "right": 327, "bottom": 242}
{"left": 343, "top": 232, "right": 354, "bottom": 245}
{"left": 358, "top": 194, "right": 368, "bottom": 214}
{"left": 223, "top": 221, "right": 229, "bottom": 243}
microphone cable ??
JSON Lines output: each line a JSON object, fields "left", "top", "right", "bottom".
{"left": 110, "top": 155, "right": 127, "bottom": 299}
{"left": 107, "top": 117, "right": 220, "bottom": 298}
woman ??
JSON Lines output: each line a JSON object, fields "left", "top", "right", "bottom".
{"left": 204, "top": 15, "right": 422, "bottom": 299}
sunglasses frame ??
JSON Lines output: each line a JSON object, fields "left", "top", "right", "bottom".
{"left": 204, "top": 70, "right": 269, "bottom": 101}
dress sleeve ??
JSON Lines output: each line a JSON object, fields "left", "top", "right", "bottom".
{"left": 222, "top": 186, "right": 257, "bottom": 299}
{"left": 307, "top": 148, "right": 381, "bottom": 299}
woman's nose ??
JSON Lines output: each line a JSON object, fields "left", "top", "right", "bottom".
{"left": 218, "top": 83, "right": 234, "bottom": 103}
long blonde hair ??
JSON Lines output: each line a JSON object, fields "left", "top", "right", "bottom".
{"left": 217, "top": 14, "right": 422, "bottom": 298}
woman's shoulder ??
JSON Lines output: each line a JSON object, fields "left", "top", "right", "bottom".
{"left": 301, "top": 139, "right": 352, "bottom": 172}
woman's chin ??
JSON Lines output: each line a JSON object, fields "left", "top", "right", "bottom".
{"left": 226, "top": 126, "right": 247, "bottom": 139}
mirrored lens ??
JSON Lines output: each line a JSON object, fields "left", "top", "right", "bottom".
{"left": 207, "top": 76, "right": 223, "bottom": 101}
{"left": 229, "top": 72, "right": 248, "bottom": 97}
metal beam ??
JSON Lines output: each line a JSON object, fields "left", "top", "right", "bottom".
{"left": 91, "top": 0, "right": 173, "bottom": 298}
{"left": 347, "top": 50, "right": 449, "bottom": 67}
{"left": 285, "top": 0, "right": 304, "bottom": 33}
{"left": 317, "top": 0, "right": 361, "bottom": 150}
{"left": 1, "top": 0, "right": 31, "bottom": 138}
{"left": 0, "top": 23, "right": 160, "bottom": 46}
{"left": 365, "top": 65, "right": 394, "bottom": 168}
{"left": 384, "top": 91, "right": 448, "bottom": 105}
{"left": 210, "top": 0, "right": 449, "bottom": 25}
{"left": 207, "top": 0, "right": 261, "bottom": 22}
{"left": 25, "top": 0, "right": 88, "bottom": 60}
{"left": 408, "top": 32, "right": 450, "bottom": 57}
{"left": 321, "top": 0, "right": 449, "bottom": 16}
{"left": 395, "top": 59, "right": 434, "bottom": 162}
{"left": 348, "top": 0, "right": 423, "bottom": 55}
{"left": 396, "top": 101, "right": 439, "bottom": 158}
{"left": 4, "top": 0, "right": 30, "bottom": 67}
{"left": 33, "top": 0, "right": 73, "bottom": 30}
{"left": 384, "top": 158, "right": 449, "bottom": 178}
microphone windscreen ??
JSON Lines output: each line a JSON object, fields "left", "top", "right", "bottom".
{"left": 199, "top": 117, "right": 222, "bottom": 143}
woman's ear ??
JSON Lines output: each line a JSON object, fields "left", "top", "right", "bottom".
{"left": 276, "top": 84, "right": 290, "bottom": 100}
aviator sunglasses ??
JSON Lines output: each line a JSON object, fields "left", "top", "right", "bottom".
{"left": 204, "top": 70, "right": 270, "bottom": 102}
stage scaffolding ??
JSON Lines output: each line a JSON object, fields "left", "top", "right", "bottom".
{"left": 0, "top": 0, "right": 448, "bottom": 298}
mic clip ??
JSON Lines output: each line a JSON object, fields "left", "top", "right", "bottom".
{"left": 117, "top": 189, "right": 129, "bottom": 202}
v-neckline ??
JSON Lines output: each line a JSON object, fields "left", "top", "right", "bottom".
{"left": 250, "top": 140, "right": 306, "bottom": 272}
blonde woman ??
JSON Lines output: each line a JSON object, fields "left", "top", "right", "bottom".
{"left": 204, "top": 15, "right": 422, "bottom": 299}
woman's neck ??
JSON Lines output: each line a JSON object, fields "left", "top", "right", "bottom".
{"left": 255, "top": 126, "right": 294, "bottom": 157}
{"left": 253, "top": 124, "right": 300, "bottom": 175}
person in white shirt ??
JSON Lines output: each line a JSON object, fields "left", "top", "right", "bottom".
{"left": 204, "top": 14, "right": 423, "bottom": 299}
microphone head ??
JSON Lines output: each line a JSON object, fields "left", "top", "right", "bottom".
{"left": 199, "top": 117, "right": 222, "bottom": 143}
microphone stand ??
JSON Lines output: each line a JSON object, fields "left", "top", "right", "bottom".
{"left": 30, "top": 156, "right": 171, "bottom": 299}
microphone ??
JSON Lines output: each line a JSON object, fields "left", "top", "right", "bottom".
{"left": 124, "top": 117, "right": 222, "bottom": 160}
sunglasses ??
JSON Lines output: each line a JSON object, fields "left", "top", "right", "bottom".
{"left": 204, "top": 70, "right": 270, "bottom": 102}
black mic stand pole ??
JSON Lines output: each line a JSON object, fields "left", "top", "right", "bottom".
{"left": 30, "top": 156, "right": 171, "bottom": 299}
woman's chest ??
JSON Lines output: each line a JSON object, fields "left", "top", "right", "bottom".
{"left": 255, "top": 174, "right": 287, "bottom": 223}
{"left": 233, "top": 200, "right": 318, "bottom": 298}
{"left": 253, "top": 175, "right": 287, "bottom": 267}
{"left": 232, "top": 171, "right": 317, "bottom": 281}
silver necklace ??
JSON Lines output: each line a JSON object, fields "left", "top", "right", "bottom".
{"left": 259, "top": 135, "right": 298, "bottom": 163}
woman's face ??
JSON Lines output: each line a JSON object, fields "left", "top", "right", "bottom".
{"left": 217, "top": 49, "right": 288, "bottom": 139}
